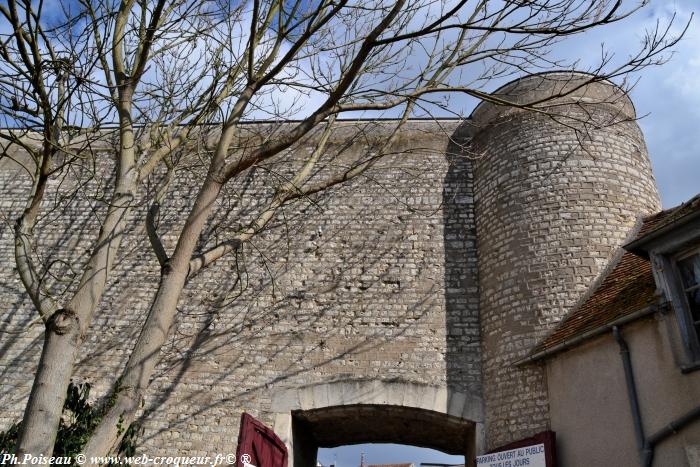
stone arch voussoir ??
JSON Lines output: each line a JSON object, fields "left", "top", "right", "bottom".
{"left": 270, "top": 380, "right": 484, "bottom": 467}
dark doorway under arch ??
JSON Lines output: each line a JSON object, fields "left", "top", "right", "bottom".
{"left": 290, "top": 405, "right": 477, "bottom": 467}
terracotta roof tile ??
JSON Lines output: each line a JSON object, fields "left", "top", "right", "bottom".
{"left": 635, "top": 192, "right": 700, "bottom": 239}
{"left": 529, "top": 250, "right": 657, "bottom": 356}
{"left": 529, "top": 194, "right": 700, "bottom": 359}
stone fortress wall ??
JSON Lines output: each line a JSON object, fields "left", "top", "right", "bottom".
{"left": 0, "top": 72, "right": 660, "bottom": 459}
{"left": 0, "top": 120, "right": 483, "bottom": 457}
{"left": 466, "top": 73, "right": 661, "bottom": 447}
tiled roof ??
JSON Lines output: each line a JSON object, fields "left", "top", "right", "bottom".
{"left": 528, "top": 248, "right": 657, "bottom": 357}
{"left": 634, "top": 193, "right": 700, "bottom": 240}
{"left": 529, "top": 194, "right": 700, "bottom": 359}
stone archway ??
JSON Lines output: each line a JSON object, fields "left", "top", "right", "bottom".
{"left": 269, "top": 380, "right": 484, "bottom": 467}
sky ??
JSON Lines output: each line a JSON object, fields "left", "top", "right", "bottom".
{"left": 625, "top": 1, "right": 699, "bottom": 207}
{"left": 458, "top": 0, "right": 699, "bottom": 208}
{"left": 3, "top": 0, "right": 694, "bottom": 207}
{"left": 318, "top": 444, "right": 463, "bottom": 467}
{"left": 548, "top": 0, "right": 699, "bottom": 208}
{"left": 341, "top": 0, "right": 699, "bottom": 209}
{"left": 318, "top": 1, "right": 699, "bottom": 465}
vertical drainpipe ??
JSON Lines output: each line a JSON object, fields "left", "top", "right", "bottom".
{"left": 612, "top": 326, "right": 654, "bottom": 466}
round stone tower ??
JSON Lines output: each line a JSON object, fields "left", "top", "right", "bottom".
{"left": 466, "top": 72, "right": 661, "bottom": 448}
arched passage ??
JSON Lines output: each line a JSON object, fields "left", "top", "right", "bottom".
{"left": 294, "top": 404, "right": 475, "bottom": 457}
{"left": 270, "top": 380, "right": 484, "bottom": 467}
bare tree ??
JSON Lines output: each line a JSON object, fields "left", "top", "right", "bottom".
{"left": 0, "top": 0, "right": 684, "bottom": 462}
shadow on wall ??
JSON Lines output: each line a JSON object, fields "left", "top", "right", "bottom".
{"left": 0, "top": 152, "right": 152, "bottom": 412}
{"left": 0, "top": 121, "right": 486, "bottom": 459}
{"left": 443, "top": 125, "right": 482, "bottom": 399}
{"left": 126, "top": 124, "right": 490, "bottom": 452}
{"left": 134, "top": 196, "right": 448, "bottom": 437}
{"left": 106, "top": 125, "right": 469, "bottom": 449}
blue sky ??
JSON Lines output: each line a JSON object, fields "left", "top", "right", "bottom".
{"left": 560, "top": 0, "right": 699, "bottom": 208}
{"left": 475, "top": 0, "right": 699, "bottom": 208}
{"left": 348, "top": 0, "right": 699, "bottom": 208}
{"left": 626, "top": 1, "right": 699, "bottom": 207}
{"left": 4, "top": 0, "right": 694, "bottom": 208}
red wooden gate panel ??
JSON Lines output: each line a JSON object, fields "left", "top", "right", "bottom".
{"left": 235, "top": 412, "right": 288, "bottom": 467}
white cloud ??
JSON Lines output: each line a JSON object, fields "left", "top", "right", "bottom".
{"left": 626, "top": 1, "right": 700, "bottom": 206}
{"left": 469, "top": 0, "right": 700, "bottom": 207}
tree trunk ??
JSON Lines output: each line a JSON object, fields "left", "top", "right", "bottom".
{"left": 82, "top": 176, "right": 223, "bottom": 462}
{"left": 15, "top": 186, "right": 136, "bottom": 461}
{"left": 15, "top": 310, "right": 81, "bottom": 462}
{"left": 14, "top": 71, "right": 139, "bottom": 456}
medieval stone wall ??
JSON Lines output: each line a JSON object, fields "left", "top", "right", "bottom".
{"left": 0, "top": 121, "right": 483, "bottom": 456}
{"left": 0, "top": 73, "right": 664, "bottom": 457}
{"left": 468, "top": 74, "right": 661, "bottom": 448}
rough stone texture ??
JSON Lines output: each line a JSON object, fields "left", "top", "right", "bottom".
{"left": 0, "top": 121, "right": 483, "bottom": 456}
{"left": 270, "top": 380, "right": 483, "bottom": 463}
{"left": 0, "top": 73, "right": 663, "bottom": 457}
{"left": 467, "top": 74, "right": 661, "bottom": 448}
